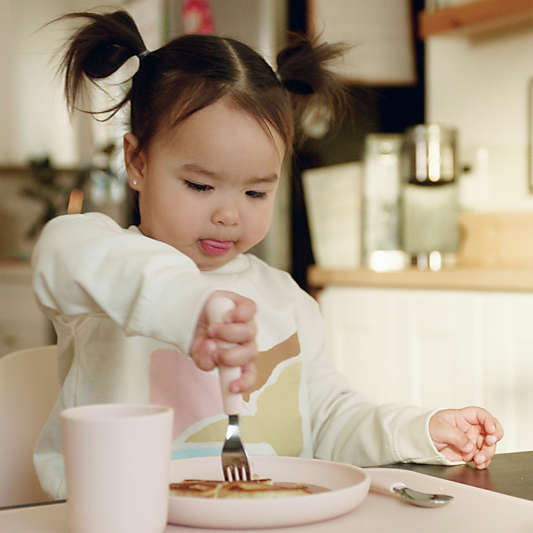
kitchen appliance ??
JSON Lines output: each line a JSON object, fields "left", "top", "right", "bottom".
{"left": 400, "top": 124, "right": 460, "bottom": 270}
{"left": 363, "top": 133, "right": 408, "bottom": 271}
{"left": 302, "top": 162, "right": 363, "bottom": 269}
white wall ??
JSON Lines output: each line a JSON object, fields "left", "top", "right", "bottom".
{"left": 0, "top": 0, "right": 123, "bottom": 167}
{"left": 0, "top": 0, "right": 76, "bottom": 165}
{"left": 426, "top": 25, "right": 533, "bottom": 210}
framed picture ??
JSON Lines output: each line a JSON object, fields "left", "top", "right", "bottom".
{"left": 529, "top": 78, "right": 533, "bottom": 193}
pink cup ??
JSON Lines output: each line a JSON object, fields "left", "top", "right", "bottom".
{"left": 61, "top": 404, "right": 173, "bottom": 533}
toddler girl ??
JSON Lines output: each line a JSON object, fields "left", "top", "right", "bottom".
{"left": 32, "top": 10, "right": 502, "bottom": 499}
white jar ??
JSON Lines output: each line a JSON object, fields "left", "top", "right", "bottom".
{"left": 363, "top": 134, "right": 408, "bottom": 271}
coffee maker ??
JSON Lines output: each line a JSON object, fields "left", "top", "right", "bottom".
{"left": 400, "top": 124, "right": 460, "bottom": 270}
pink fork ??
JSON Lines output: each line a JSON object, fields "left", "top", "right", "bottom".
{"left": 206, "top": 296, "right": 252, "bottom": 482}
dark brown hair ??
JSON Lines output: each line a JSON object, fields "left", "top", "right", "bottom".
{"left": 57, "top": 10, "right": 348, "bottom": 154}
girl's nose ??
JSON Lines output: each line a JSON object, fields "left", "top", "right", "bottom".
{"left": 213, "top": 203, "right": 239, "bottom": 226}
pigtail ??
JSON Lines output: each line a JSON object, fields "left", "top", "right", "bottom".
{"left": 56, "top": 10, "right": 147, "bottom": 117}
{"left": 276, "top": 35, "right": 349, "bottom": 143}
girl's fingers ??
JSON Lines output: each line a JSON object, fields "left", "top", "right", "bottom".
{"left": 485, "top": 434, "right": 498, "bottom": 445}
{"left": 492, "top": 418, "right": 504, "bottom": 440}
{"left": 208, "top": 322, "right": 257, "bottom": 345}
{"left": 192, "top": 339, "right": 217, "bottom": 371}
{"left": 217, "top": 343, "right": 257, "bottom": 393}
{"left": 232, "top": 361, "right": 257, "bottom": 393}
{"left": 440, "top": 448, "right": 465, "bottom": 463}
{"left": 431, "top": 415, "right": 475, "bottom": 456}
{"left": 199, "top": 293, "right": 259, "bottom": 393}
{"left": 229, "top": 297, "right": 257, "bottom": 323}
{"left": 216, "top": 342, "right": 257, "bottom": 368}
{"left": 473, "top": 447, "right": 493, "bottom": 469}
{"left": 212, "top": 291, "right": 256, "bottom": 324}
{"left": 462, "top": 407, "right": 499, "bottom": 436}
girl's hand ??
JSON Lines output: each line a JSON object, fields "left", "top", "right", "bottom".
{"left": 190, "top": 291, "right": 258, "bottom": 393}
{"left": 429, "top": 407, "right": 504, "bottom": 469}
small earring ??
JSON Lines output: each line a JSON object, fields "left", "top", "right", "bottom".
{"left": 132, "top": 179, "right": 137, "bottom": 185}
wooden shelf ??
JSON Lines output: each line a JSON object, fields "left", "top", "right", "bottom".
{"left": 308, "top": 265, "right": 533, "bottom": 293}
{"left": 419, "top": 0, "right": 533, "bottom": 39}
{"left": 0, "top": 165, "right": 81, "bottom": 177}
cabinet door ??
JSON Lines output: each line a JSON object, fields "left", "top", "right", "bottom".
{"left": 319, "top": 287, "right": 481, "bottom": 406}
{"left": 319, "top": 287, "right": 411, "bottom": 404}
{"left": 482, "top": 293, "right": 533, "bottom": 453}
{"left": 406, "top": 290, "right": 481, "bottom": 409}
{"left": 317, "top": 286, "right": 532, "bottom": 453}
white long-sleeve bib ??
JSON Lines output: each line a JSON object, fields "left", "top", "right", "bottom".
{"left": 32, "top": 213, "right": 447, "bottom": 499}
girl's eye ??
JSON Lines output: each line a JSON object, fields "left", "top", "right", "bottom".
{"left": 246, "top": 190, "right": 267, "bottom": 199}
{"left": 185, "top": 180, "right": 212, "bottom": 192}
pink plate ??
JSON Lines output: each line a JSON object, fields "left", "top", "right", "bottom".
{"left": 168, "top": 455, "right": 370, "bottom": 529}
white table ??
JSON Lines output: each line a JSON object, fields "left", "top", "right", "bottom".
{"left": 2, "top": 467, "right": 533, "bottom": 532}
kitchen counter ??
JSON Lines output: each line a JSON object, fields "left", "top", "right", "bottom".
{"left": 390, "top": 451, "right": 533, "bottom": 502}
{"left": 308, "top": 265, "right": 533, "bottom": 293}
{"left": 0, "top": 261, "right": 32, "bottom": 281}
{"left": 0, "top": 260, "right": 52, "bottom": 356}
{"left": 308, "top": 212, "right": 533, "bottom": 293}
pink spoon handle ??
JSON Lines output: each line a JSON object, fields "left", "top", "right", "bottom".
{"left": 364, "top": 468, "right": 406, "bottom": 495}
{"left": 206, "top": 295, "right": 243, "bottom": 415}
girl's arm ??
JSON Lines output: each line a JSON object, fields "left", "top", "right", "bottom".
{"left": 32, "top": 212, "right": 213, "bottom": 353}
{"left": 298, "top": 292, "right": 450, "bottom": 467}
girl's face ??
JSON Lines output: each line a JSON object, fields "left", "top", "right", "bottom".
{"left": 125, "top": 97, "right": 286, "bottom": 271}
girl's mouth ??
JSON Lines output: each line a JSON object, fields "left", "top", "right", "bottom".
{"left": 199, "top": 239, "right": 234, "bottom": 256}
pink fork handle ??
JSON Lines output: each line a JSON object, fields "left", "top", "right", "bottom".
{"left": 206, "top": 295, "right": 243, "bottom": 415}
{"left": 218, "top": 366, "right": 242, "bottom": 414}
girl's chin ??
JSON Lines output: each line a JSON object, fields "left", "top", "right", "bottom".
{"left": 196, "top": 251, "right": 236, "bottom": 271}
{"left": 198, "top": 259, "right": 231, "bottom": 271}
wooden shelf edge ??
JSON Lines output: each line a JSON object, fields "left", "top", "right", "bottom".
{"left": 0, "top": 165, "right": 82, "bottom": 175}
{"left": 419, "top": 0, "right": 533, "bottom": 39}
{"left": 308, "top": 265, "right": 533, "bottom": 293}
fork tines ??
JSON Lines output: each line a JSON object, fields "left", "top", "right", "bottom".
{"left": 222, "top": 414, "right": 251, "bottom": 482}
{"left": 223, "top": 463, "right": 251, "bottom": 482}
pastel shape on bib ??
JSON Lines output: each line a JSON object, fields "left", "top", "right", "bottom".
{"left": 149, "top": 348, "right": 222, "bottom": 440}
{"left": 186, "top": 359, "right": 303, "bottom": 456}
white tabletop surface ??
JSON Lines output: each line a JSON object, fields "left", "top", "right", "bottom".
{"left": 2, "top": 468, "right": 533, "bottom": 532}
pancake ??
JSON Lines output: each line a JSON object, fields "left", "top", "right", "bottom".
{"left": 218, "top": 480, "right": 311, "bottom": 499}
{"left": 169, "top": 478, "right": 312, "bottom": 499}
{"left": 169, "top": 479, "right": 221, "bottom": 498}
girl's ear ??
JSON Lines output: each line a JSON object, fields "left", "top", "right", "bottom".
{"left": 124, "top": 133, "right": 146, "bottom": 191}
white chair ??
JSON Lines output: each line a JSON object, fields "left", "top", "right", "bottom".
{"left": 0, "top": 345, "right": 59, "bottom": 507}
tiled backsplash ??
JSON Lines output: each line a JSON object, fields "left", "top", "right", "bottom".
{"left": 426, "top": 26, "right": 533, "bottom": 211}
{"left": 459, "top": 211, "right": 533, "bottom": 268}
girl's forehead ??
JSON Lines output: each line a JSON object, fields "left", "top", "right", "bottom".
{"left": 155, "top": 98, "right": 286, "bottom": 163}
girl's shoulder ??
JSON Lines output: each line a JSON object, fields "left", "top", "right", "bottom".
{"left": 247, "top": 255, "right": 322, "bottom": 327}
{"left": 245, "top": 254, "right": 315, "bottom": 305}
{"left": 246, "top": 254, "right": 296, "bottom": 285}
{"left": 35, "top": 212, "right": 140, "bottom": 256}
{"left": 44, "top": 211, "right": 121, "bottom": 232}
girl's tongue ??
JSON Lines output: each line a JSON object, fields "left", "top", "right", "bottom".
{"left": 200, "top": 239, "right": 234, "bottom": 256}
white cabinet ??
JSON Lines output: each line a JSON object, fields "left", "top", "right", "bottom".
{"left": 318, "top": 286, "right": 533, "bottom": 453}
{"left": 0, "top": 264, "right": 53, "bottom": 356}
